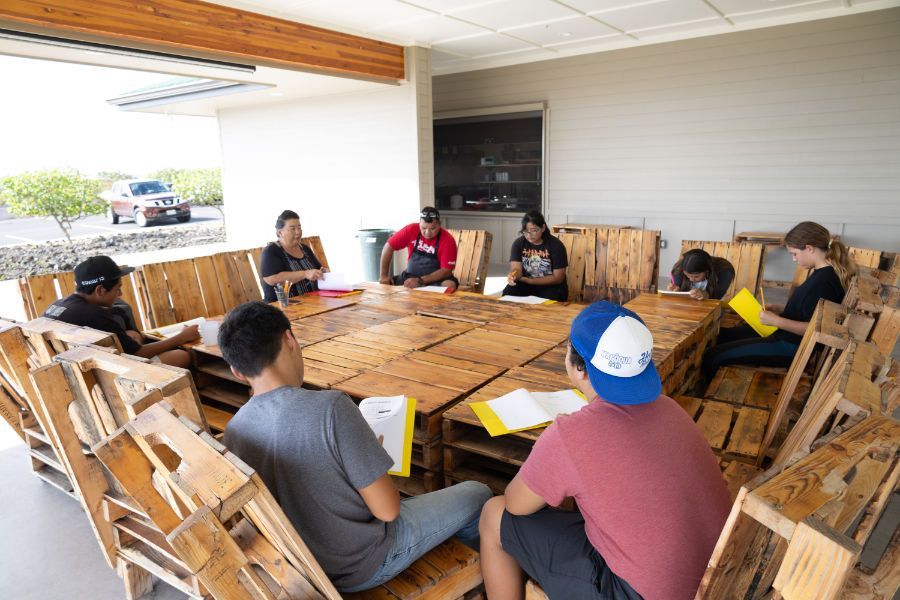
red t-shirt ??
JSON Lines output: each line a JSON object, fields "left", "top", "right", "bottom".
{"left": 519, "top": 395, "right": 731, "bottom": 600}
{"left": 387, "top": 223, "right": 457, "bottom": 270}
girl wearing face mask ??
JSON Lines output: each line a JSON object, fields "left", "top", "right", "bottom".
{"left": 702, "top": 221, "right": 853, "bottom": 380}
{"left": 668, "top": 248, "right": 735, "bottom": 300}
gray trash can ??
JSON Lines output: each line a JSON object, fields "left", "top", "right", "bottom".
{"left": 358, "top": 229, "right": 394, "bottom": 282}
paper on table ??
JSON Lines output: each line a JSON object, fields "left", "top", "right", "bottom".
{"left": 728, "top": 288, "right": 778, "bottom": 337}
{"left": 358, "top": 395, "right": 416, "bottom": 477}
{"left": 658, "top": 290, "right": 693, "bottom": 296}
{"left": 148, "top": 317, "right": 206, "bottom": 338}
{"left": 471, "top": 388, "right": 587, "bottom": 436}
{"left": 499, "top": 295, "right": 554, "bottom": 305}
{"left": 414, "top": 285, "right": 453, "bottom": 294}
{"left": 318, "top": 272, "right": 354, "bottom": 292}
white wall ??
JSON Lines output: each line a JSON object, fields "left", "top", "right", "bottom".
{"left": 433, "top": 10, "right": 900, "bottom": 281}
{"left": 218, "top": 47, "right": 433, "bottom": 281}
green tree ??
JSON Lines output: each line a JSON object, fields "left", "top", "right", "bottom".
{"left": 0, "top": 169, "right": 104, "bottom": 243}
{"left": 151, "top": 167, "right": 224, "bottom": 221}
{"left": 96, "top": 170, "right": 135, "bottom": 189}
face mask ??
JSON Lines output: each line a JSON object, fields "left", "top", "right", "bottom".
{"left": 691, "top": 279, "right": 708, "bottom": 291}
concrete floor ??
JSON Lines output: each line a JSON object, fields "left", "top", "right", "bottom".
{"left": 0, "top": 426, "right": 185, "bottom": 599}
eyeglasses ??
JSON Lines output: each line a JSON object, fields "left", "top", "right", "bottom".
{"left": 522, "top": 228, "right": 542, "bottom": 236}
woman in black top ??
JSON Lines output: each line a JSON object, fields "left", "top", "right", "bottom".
{"left": 702, "top": 221, "right": 854, "bottom": 380}
{"left": 259, "top": 210, "right": 325, "bottom": 302}
{"left": 503, "top": 211, "right": 568, "bottom": 301}
{"left": 668, "top": 249, "right": 735, "bottom": 300}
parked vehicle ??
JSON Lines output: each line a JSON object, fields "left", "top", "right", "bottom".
{"left": 101, "top": 179, "right": 191, "bottom": 227}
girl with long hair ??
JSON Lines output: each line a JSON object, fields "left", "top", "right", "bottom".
{"left": 668, "top": 248, "right": 735, "bottom": 300}
{"left": 702, "top": 221, "right": 853, "bottom": 380}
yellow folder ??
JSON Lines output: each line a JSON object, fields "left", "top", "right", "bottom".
{"left": 392, "top": 397, "right": 417, "bottom": 477}
{"left": 728, "top": 288, "right": 777, "bottom": 337}
{"left": 470, "top": 401, "right": 546, "bottom": 437}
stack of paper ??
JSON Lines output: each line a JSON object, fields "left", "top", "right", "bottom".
{"left": 470, "top": 388, "right": 587, "bottom": 437}
{"left": 358, "top": 395, "right": 417, "bottom": 477}
{"left": 414, "top": 285, "right": 454, "bottom": 294}
{"left": 318, "top": 272, "right": 354, "bottom": 292}
{"left": 658, "top": 290, "right": 693, "bottom": 297}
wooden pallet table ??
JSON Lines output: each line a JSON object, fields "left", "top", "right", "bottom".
{"left": 442, "top": 368, "right": 571, "bottom": 493}
{"left": 428, "top": 329, "right": 558, "bottom": 369}
{"left": 291, "top": 304, "right": 401, "bottom": 347}
{"left": 417, "top": 292, "right": 524, "bottom": 325}
{"left": 278, "top": 294, "right": 362, "bottom": 320}
{"left": 359, "top": 287, "right": 454, "bottom": 315}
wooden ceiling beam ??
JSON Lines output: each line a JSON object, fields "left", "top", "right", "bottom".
{"left": 0, "top": 0, "right": 405, "bottom": 81}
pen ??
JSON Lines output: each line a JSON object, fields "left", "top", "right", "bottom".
{"left": 759, "top": 287, "right": 766, "bottom": 310}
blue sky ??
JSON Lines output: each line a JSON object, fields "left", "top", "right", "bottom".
{"left": 0, "top": 55, "right": 221, "bottom": 178}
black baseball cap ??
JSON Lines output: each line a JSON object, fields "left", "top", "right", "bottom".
{"left": 74, "top": 256, "right": 135, "bottom": 288}
{"left": 420, "top": 206, "right": 440, "bottom": 222}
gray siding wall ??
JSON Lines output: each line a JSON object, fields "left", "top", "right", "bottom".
{"left": 433, "top": 9, "right": 900, "bottom": 281}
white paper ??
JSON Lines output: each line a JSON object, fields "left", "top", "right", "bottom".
{"left": 486, "top": 388, "right": 551, "bottom": 431}
{"left": 414, "top": 285, "right": 450, "bottom": 294}
{"left": 658, "top": 290, "right": 693, "bottom": 296}
{"left": 151, "top": 317, "right": 206, "bottom": 338}
{"left": 359, "top": 395, "right": 406, "bottom": 473}
{"left": 531, "top": 390, "right": 588, "bottom": 419}
{"left": 486, "top": 388, "right": 587, "bottom": 431}
{"left": 318, "top": 272, "right": 354, "bottom": 292}
{"left": 499, "top": 295, "right": 549, "bottom": 304}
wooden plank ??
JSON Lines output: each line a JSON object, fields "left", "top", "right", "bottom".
{"left": 639, "top": 230, "right": 660, "bottom": 292}
{"left": 627, "top": 228, "right": 643, "bottom": 290}
{"left": 26, "top": 274, "right": 59, "bottom": 317}
{"left": 695, "top": 401, "right": 733, "bottom": 450}
{"left": 211, "top": 251, "right": 246, "bottom": 310}
{"left": 193, "top": 255, "right": 226, "bottom": 318}
{"left": 230, "top": 251, "right": 262, "bottom": 303}
{"left": 773, "top": 516, "right": 861, "bottom": 600}
{"left": 137, "top": 263, "right": 176, "bottom": 328}
{"left": 0, "top": 0, "right": 404, "bottom": 81}
{"left": 724, "top": 406, "right": 768, "bottom": 458}
{"left": 163, "top": 259, "right": 207, "bottom": 322}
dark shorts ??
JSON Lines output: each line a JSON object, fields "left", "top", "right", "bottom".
{"left": 500, "top": 508, "right": 643, "bottom": 600}
{"left": 393, "top": 272, "right": 460, "bottom": 288}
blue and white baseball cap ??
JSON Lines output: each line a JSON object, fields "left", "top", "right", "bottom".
{"left": 570, "top": 301, "right": 661, "bottom": 405}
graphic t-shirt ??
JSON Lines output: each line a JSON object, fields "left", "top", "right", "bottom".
{"left": 510, "top": 234, "right": 568, "bottom": 278}
{"left": 387, "top": 223, "right": 457, "bottom": 270}
{"left": 44, "top": 294, "right": 141, "bottom": 355}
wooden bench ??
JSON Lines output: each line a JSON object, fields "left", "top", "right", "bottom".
{"left": 679, "top": 239, "right": 766, "bottom": 301}
{"left": 29, "top": 347, "right": 210, "bottom": 598}
{"left": 697, "top": 415, "right": 900, "bottom": 600}
{"left": 583, "top": 227, "right": 661, "bottom": 305}
{"left": 96, "top": 401, "right": 484, "bottom": 600}
{"left": 19, "top": 269, "right": 142, "bottom": 324}
{"left": 447, "top": 229, "right": 492, "bottom": 294}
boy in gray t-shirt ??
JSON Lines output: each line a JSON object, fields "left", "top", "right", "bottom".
{"left": 219, "top": 302, "right": 491, "bottom": 592}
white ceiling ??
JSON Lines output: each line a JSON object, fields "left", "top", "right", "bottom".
{"left": 211, "top": 0, "right": 900, "bottom": 74}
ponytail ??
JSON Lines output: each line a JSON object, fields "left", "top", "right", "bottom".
{"left": 826, "top": 240, "right": 855, "bottom": 291}
{"left": 784, "top": 221, "right": 855, "bottom": 291}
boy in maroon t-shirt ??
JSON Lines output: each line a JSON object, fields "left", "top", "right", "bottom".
{"left": 479, "top": 301, "right": 732, "bottom": 600}
{"left": 378, "top": 207, "right": 458, "bottom": 289}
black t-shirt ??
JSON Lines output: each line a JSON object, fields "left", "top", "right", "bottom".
{"left": 671, "top": 257, "right": 735, "bottom": 300}
{"left": 776, "top": 265, "right": 845, "bottom": 344}
{"left": 510, "top": 234, "right": 568, "bottom": 278}
{"left": 260, "top": 242, "right": 323, "bottom": 302}
{"left": 43, "top": 294, "right": 141, "bottom": 355}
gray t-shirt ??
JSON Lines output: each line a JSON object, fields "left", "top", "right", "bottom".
{"left": 222, "top": 386, "right": 395, "bottom": 589}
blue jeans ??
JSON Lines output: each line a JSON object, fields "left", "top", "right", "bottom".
{"left": 339, "top": 481, "right": 493, "bottom": 593}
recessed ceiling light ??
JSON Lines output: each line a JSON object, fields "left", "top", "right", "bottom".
{"left": 560, "top": 32, "right": 573, "bottom": 37}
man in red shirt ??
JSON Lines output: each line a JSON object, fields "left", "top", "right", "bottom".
{"left": 379, "top": 207, "right": 458, "bottom": 289}
{"left": 479, "top": 301, "right": 732, "bottom": 600}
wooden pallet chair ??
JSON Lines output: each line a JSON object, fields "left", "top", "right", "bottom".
{"left": 447, "top": 229, "right": 493, "bottom": 293}
{"left": 696, "top": 415, "right": 900, "bottom": 600}
{"left": 0, "top": 319, "right": 38, "bottom": 442}
{"left": 19, "top": 269, "right": 143, "bottom": 324}
{"left": 848, "top": 246, "right": 883, "bottom": 270}
{"left": 135, "top": 257, "right": 224, "bottom": 329}
{"left": 95, "top": 401, "right": 484, "bottom": 600}
{"left": 772, "top": 341, "right": 892, "bottom": 466}
{"left": 680, "top": 240, "right": 766, "bottom": 301}
{"left": 28, "top": 348, "right": 212, "bottom": 598}
{"left": 582, "top": 227, "right": 661, "bottom": 305}
{"left": 556, "top": 232, "right": 590, "bottom": 303}
{"left": 869, "top": 302, "right": 899, "bottom": 357}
